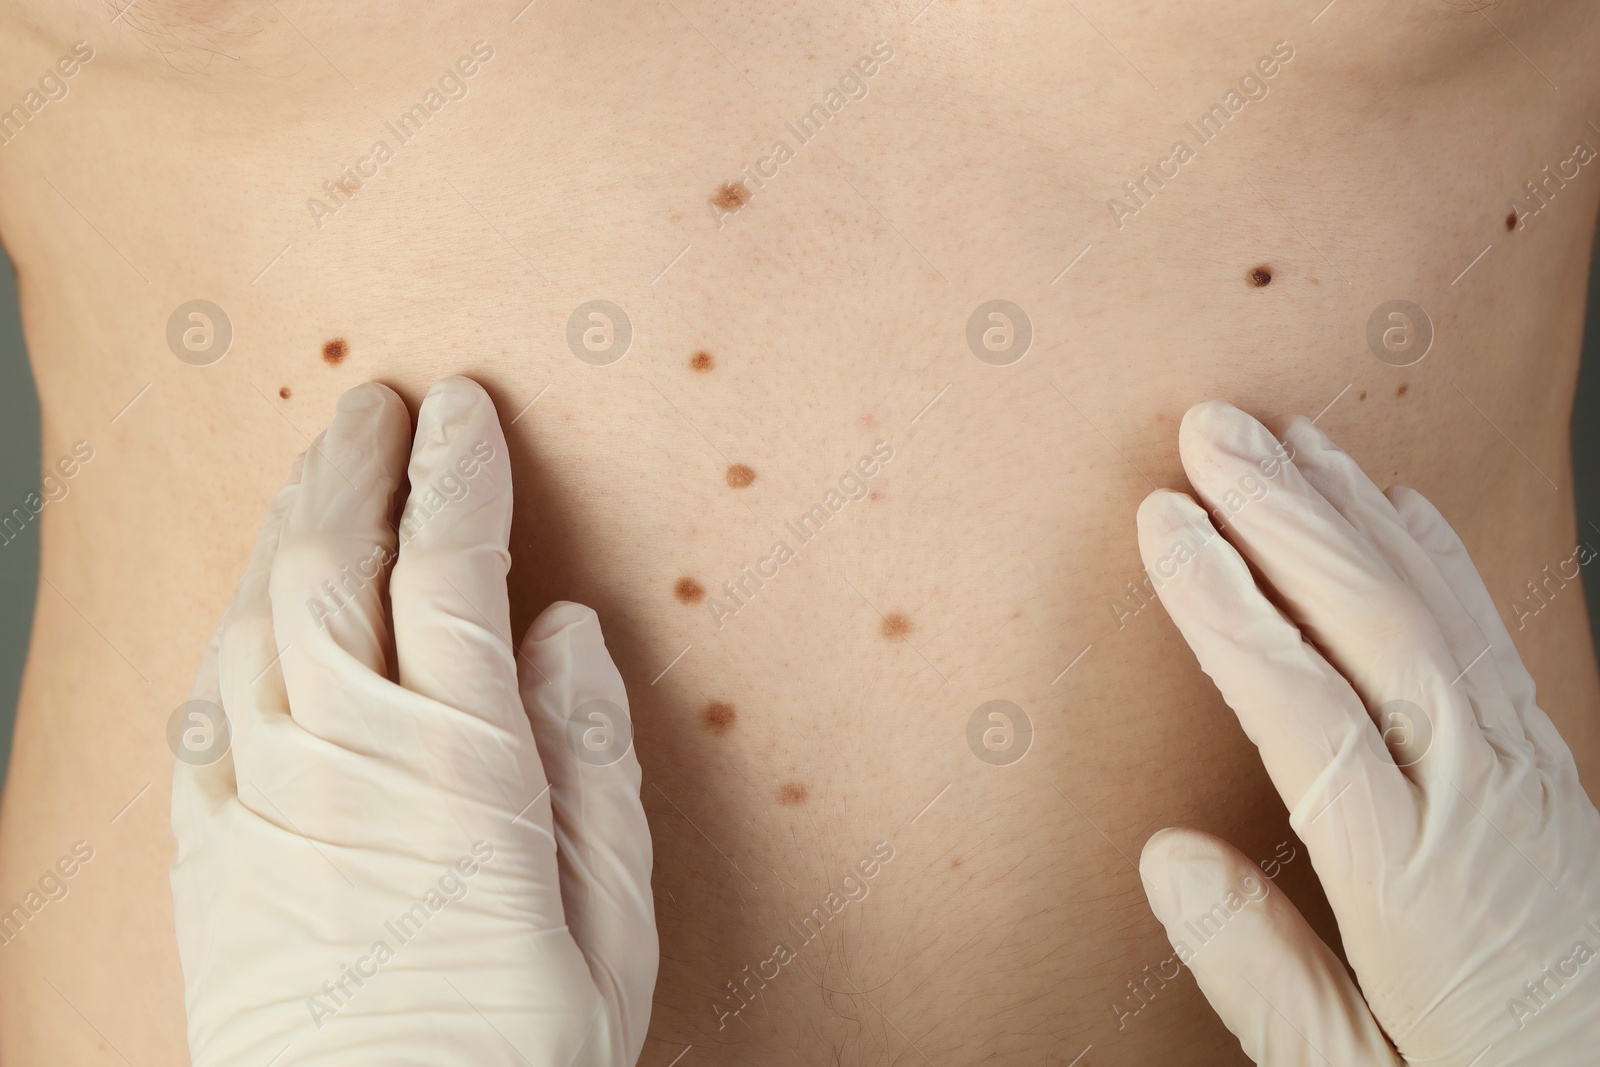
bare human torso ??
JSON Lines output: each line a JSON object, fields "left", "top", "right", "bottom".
{"left": 2, "top": 1, "right": 1599, "bottom": 1064}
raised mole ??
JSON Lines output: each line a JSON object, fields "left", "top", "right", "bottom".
{"left": 279, "top": 386, "right": 291, "bottom": 400}
{"left": 1247, "top": 265, "right": 1273, "bottom": 287}
{"left": 725, "top": 464, "right": 756, "bottom": 488}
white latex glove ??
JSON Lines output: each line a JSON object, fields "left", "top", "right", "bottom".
{"left": 170, "top": 377, "right": 656, "bottom": 1065}
{"left": 1135, "top": 400, "right": 1600, "bottom": 1065}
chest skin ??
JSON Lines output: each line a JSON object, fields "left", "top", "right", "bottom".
{"left": 2, "top": 2, "right": 1600, "bottom": 1064}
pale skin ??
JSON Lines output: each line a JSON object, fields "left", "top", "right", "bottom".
{"left": 2, "top": 1, "right": 1600, "bottom": 1064}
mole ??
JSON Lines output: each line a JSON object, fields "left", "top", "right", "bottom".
{"left": 1506, "top": 211, "right": 1518, "bottom": 231}
{"left": 701, "top": 701, "right": 737, "bottom": 736}
{"left": 778, "top": 782, "right": 809, "bottom": 806}
{"left": 674, "top": 577, "right": 706, "bottom": 604}
{"left": 1358, "top": 390, "right": 1367, "bottom": 402}
{"left": 881, "top": 612, "right": 913, "bottom": 641}
{"left": 1247, "top": 265, "right": 1273, "bottom": 287}
{"left": 690, "top": 351, "right": 715, "bottom": 372}
{"left": 869, "top": 490, "right": 883, "bottom": 502}
{"left": 950, "top": 857, "right": 963, "bottom": 870}
{"left": 279, "top": 386, "right": 291, "bottom": 400}
{"left": 1397, "top": 383, "right": 1409, "bottom": 397}
{"left": 725, "top": 463, "right": 757, "bottom": 489}
{"left": 322, "top": 338, "right": 348, "bottom": 365}
{"left": 713, "top": 182, "right": 748, "bottom": 211}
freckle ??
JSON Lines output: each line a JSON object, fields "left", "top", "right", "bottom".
{"left": 674, "top": 577, "right": 706, "bottom": 604}
{"left": 869, "top": 490, "right": 883, "bottom": 502}
{"left": 881, "top": 612, "right": 913, "bottom": 640}
{"left": 701, "top": 701, "right": 736, "bottom": 735}
{"left": 725, "top": 463, "right": 757, "bottom": 488}
{"left": 779, "top": 782, "right": 809, "bottom": 806}
{"left": 950, "top": 857, "right": 963, "bottom": 870}
{"left": 1358, "top": 390, "right": 1367, "bottom": 402}
{"left": 1506, "top": 211, "right": 1518, "bottom": 231}
{"left": 278, "top": 386, "right": 291, "bottom": 400}
{"left": 858, "top": 413, "right": 878, "bottom": 429}
{"left": 690, "top": 350, "right": 714, "bottom": 372}
{"left": 713, "top": 182, "right": 748, "bottom": 210}
{"left": 322, "top": 338, "right": 348, "bottom": 365}
{"left": 1247, "top": 265, "right": 1273, "bottom": 287}
{"left": 1397, "top": 383, "right": 1409, "bottom": 397}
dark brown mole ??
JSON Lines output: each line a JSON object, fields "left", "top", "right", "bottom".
{"left": 778, "top": 782, "right": 809, "bottom": 806}
{"left": 1397, "top": 383, "right": 1409, "bottom": 397}
{"left": 1358, "top": 390, "right": 1367, "bottom": 402}
{"left": 690, "top": 351, "right": 715, "bottom": 372}
{"left": 701, "top": 701, "right": 736, "bottom": 736}
{"left": 725, "top": 463, "right": 757, "bottom": 489}
{"left": 1506, "top": 211, "right": 1518, "bottom": 231}
{"left": 322, "top": 338, "right": 348, "bottom": 365}
{"left": 1247, "top": 265, "right": 1273, "bottom": 287}
{"left": 674, "top": 577, "right": 706, "bottom": 604}
{"left": 713, "top": 182, "right": 748, "bottom": 210}
{"left": 278, "top": 386, "right": 291, "bottom": 400}
{"left": 881, "top": 612, "right": 913, "bottom": 641}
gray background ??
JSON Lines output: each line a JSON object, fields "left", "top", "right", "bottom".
{"left": 3, "top": 239, "right": 1600, "bottom": 790}
{"left": 0, "top": 247, "right": 38, "bottom": 790}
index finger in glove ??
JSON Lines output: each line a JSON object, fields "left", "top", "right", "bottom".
{"left": 270, "top": 382, "right": 411, "bottom": 742}
{"left": 390, "top": 376, "right": 522, "bottom": 730}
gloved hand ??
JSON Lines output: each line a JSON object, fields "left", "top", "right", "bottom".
{"left": 170, "top": 377, "right": 656, "bottom": 1065}
{"left": 1135, "top": 400, "right": 1600, "bottom": 1065}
